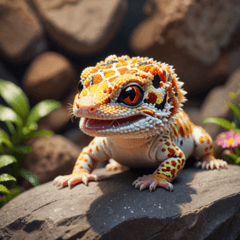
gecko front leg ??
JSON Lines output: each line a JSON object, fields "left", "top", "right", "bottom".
{"left": 54, "top": 138, "right": 110, "bottom": 188}
{"left": 133, "top": 138, "right": 185, "bottom": 192}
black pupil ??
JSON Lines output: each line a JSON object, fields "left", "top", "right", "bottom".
{"left": 78, "top": 81, "right": 83, "bottom": 92}
{"left": 123, "top": 87, "right": 136, "bottom": 101}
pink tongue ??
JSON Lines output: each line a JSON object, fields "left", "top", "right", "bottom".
{"left": 85, "top": 119, "right": 114, "bottom": 130}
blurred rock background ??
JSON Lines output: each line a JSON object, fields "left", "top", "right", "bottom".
{"left": 0, "top": 0, "right": 240, "bottom": 188}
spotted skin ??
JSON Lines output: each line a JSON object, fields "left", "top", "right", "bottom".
{"left": 54, "top": 55, "right": 227, "bottom": 192}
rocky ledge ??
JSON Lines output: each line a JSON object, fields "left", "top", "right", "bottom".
{"left": 1, "top": 165, "right": 240, "bottom": 240}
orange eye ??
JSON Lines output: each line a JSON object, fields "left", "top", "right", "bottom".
{"left": 118, "top": 83, "right": 144, "bottom": 107}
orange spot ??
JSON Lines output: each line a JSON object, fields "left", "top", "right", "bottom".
{"left": 76, "top": 163, "right": 79, "bottom": 166}
{"left": 82, "top": 152, "right": 88, "bottom": 155}
{"left": 205, "top": 147, "right": 208, "bottom": 152}
{"left": 104, "top": 70, "right": 115, "bottom": 78}
{"left": 171, "top": 169, "right": 176, "bottom": 174}
{"left": 92, "top": 74, "right": 103, "bottom": 85}
{"left": 96, "top": 146, "right": 99, "bottom": 151}
{"left": 80, "top": 166, "right": 83, "bottom": 169}
{"left": 91, "top": 141, "right": 95, "bottom": 145}
{"left": 81, "top": 90, "right": 88, "bottom": 96}
{"left": 108, "top": 87, "right": 112, "bottom": 93}
{"left": 102, "top": 139, "right": 106, "bottom": 145}
{"left": 84, "top": 159, "right": 88, "bottom": 162}
{"left": 171, "top": 160, "right": 176, "bottom": 167}
{"left": 147, "top": 92, "right": 157, "bottom": 104}
{"left": 166, "top": 142, "right": 170, "bottom": 146}
{"left": 79, "top": 156, "right": 83, "bottom": 161}
{"left": 168, "top": 148, "right": 175, "bottom": 156}
{"left": 116, "top": 62, "right": 128, "bottom": 67}
{"left": 139, "top": 73, "right": 148, "bottom": 79}
{"left": 179, "top": 152, "right": 184, "bottom": 157}
{"left": 84, "top": 79, "right": 90, "bottom": 88}
{"left": 109, "top": 76, "right": 118, "bottom": 83}
{"left": 118, "top": 68, "right": 129, "bottom": 75}
{"left": 127, "top": 70, "right": 138, "bottom": 74}
{"left": 161, "top": 148, "right": 166, "bottom": 152}
{"left": 89, "top": 148, "right": 92, "bottom": 153}
{"left": 199, "top": 136, "right": 204, "bottom": 144}
{"left": 150, "top": 66, "right": 159, "bottom": 75}
{"left": 205, "top": 136, "right": 210, "bottom": 144}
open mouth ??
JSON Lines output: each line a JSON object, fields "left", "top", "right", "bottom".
{"left": 82, "top": 114, "right": 146, "bottom": 131}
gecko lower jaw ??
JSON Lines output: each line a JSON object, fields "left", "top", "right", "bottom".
{"left": 82, "top": 114, "right": 146, "bottom": 131}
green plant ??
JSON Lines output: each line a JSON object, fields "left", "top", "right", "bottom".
{"left": 203, "top": 84, "right": 240, "bottom": 164}
{"left": 0, "top": 79, "right": 61, "bottom": 207}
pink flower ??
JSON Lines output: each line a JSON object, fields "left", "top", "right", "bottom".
{"left": 216, "top": 130, "right": 240, "bottom": 148}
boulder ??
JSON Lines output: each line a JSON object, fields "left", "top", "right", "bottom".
{"left": 22, "top": 135, "right": 81, "bottom": 190}
{"left": 0, "top": 0, "right": 46, "bottom": 63}
{"left": 28, "top": 0, "right": 127, "bottom": 55}
{"left": 23, "top": 52, "right": 77, "bottom": 101}
{"left": 130, "top": 0, "right": 240, "bottom": 98}
{"left": 1, "top": 165, "right": 240, "bottom": 239}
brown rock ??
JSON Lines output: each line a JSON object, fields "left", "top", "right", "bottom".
{"left": 22, "top": 134, "right": 81, "bottom": 189}
{"left": 1, "top": 166, "right": 240, "bottom": 239}
{"left": 28, "top": 0, "right": 127, "bottom": 55}
{"left": 0, "top": 0, "right": 46, "bottom": 63}
{"left": 23, "top": 52, "right": 77, "bottom": 101}
{"left": 130, "top": 0, "right": 240, "bottom": 97}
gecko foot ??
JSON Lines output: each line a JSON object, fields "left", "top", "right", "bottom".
{"left": 53, "top": 170, "right": 98, "bottom": 188}
{"left": 195, "top": 159, "right": 227, "bottom": 170}
{"left": 132, "top": 174, "right": 173, "bottom": 192}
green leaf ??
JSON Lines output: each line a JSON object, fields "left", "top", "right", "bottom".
{"left": 0, "top": 173, "right": 16, "bottom": 182}
{"left": 0, "top": 80, "right": 29, "bottom": 120}
{"left": 0, "top": 105, "right": 23, "bottom": 128}
{"left": 25, "top": 129, "right": 54, "bottom": 140}
{"left": 0, "top": 184, "right": 10, "bottom": 193}
{"left": 14, "top": 146, "right": 33, "bottom": 154}
{"left": 203, "top": 118, "right": 234, "bottom": 130}
{"left": 26, "top": 100, "right": 61, "bottom": 125}
{"left": 224, "top": 101, "right": 240, "bottom": 118}
{"left": 0, "top": 128, "right": 13, "bottom": 150}
{"left": 0, "top": 155, "right": 17, "bottom": 168}
{"left": 19, "top": 168, "right": 40, "bottom": 187}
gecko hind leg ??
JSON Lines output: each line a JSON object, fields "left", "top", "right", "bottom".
{"left": 192, "top": 125, "right": 227, "bottom": 170}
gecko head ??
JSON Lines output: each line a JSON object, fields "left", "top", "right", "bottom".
{"left": 73, "top": 55, "right": 187, "bottom": 138}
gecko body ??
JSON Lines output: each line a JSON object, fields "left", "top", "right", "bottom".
{"left": 54, "top": 55, "right": 227, "bottom": 192}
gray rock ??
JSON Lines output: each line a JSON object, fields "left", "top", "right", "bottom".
{"left": 1, "top": 165, "right": 240, "bottom": 240}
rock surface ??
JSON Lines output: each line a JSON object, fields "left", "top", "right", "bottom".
{"left": 29, "top": 0, "right": 127, "bottom": 55}
{"left": 1, "top": 165, "right": 240, "bottom": 240}
{"left": 130, "top": 0, "right": 240, "bottom": 97}
{"left": 23, "top": 52, "right": 77, "bottom": 101}
{"left": 0, "top": 0, "right": 46, "bottom": 63}
{"left": 22, "top": 135, "right": 81, "bottom": 190}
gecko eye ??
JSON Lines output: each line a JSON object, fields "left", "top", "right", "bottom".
{"left": 117, "top": 83, "right": 144, "bottom": 107}
{"left": 77, "top": 81, "right": 84, "bottom": 94}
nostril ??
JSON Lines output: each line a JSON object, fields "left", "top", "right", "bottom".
{"left": 89, "top": 106, "right": 97, "bottom": 112}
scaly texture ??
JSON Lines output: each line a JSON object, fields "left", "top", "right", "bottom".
{"left": 54, "top": 55, "right": 227, "bottom": 192}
